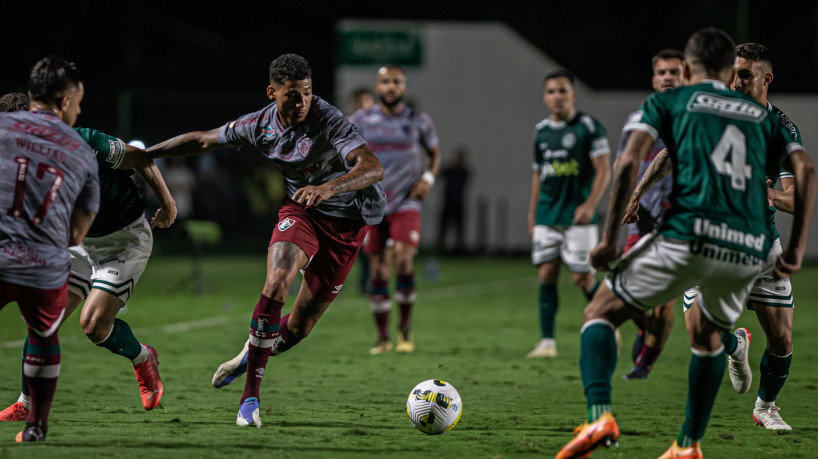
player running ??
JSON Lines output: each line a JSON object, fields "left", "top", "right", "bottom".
{"left": 527, "top": 69, "right": 611, "bottom": 358}
{"left": 0, "top": 56, "right": 100, "bottom": 442}
{"left": 0, "top": 92, "right": 177, "bottom": 421}
{"left": 148, "top": 54, "right": 385, "bottom": 427}
{"left": 349, "top": 66, "right": 440, "bottom": 354}
{"left": 557, "top": 28, "right": 816, "bottom": 458}
{"left": 627, "top": 42, "right": 803, "bottom": 430}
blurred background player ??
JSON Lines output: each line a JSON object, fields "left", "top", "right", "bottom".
{"left": 557, "top": 28, "right": 816, "bottom": 458}
{"left": 0, "top": 56, "right": 100, "bottom": 442}
{"left": 618, "top": 49, "right": 685, "bottom": 380}
{"left": 148, "top": 53, "right": 385, "bottom": 427}
{"left": 436, "top": 146, "right": 471, "bottom": 255}
{"left": 0, "top": 92, "right": 176, "bottom": 421}
{"left": 526, "top": 69, "right": 611, "bottom": 358}
{"left": 349, "top": 66, "right": 440, "bottom": 354}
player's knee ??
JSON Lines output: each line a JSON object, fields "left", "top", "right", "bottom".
{"left": 768, "top": 332, "right": 793, "bottom": 355}
{"left": 81, "top": 317, "right": 106, "bottom": 342}
{"left": 264, "top": 275, "right": 291, "bottom": 298}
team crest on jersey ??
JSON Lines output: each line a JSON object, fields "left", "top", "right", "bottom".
{"left": 296, "top": 137, "right": 312, "bottom": 158}
{"left": 561, "top": 133, "right": 576, "bottom": 148}
{"left": 278, "top": 217, "right": 296, "bottom": 232}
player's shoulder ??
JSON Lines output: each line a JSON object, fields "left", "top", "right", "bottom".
{"left": 534, "top": 117, "right": 552, "bottom": 131}
{"left": 349, "top": 105, "right": 377, "bottom": 124}
{"left": 769, "top": 102, "right": 800, "bottom": 141}
{"left": 574, "top": 111, "right": 604, "bottom": 134}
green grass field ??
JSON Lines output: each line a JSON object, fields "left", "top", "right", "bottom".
{"left": 1, "top": 255, "right": 817, "bottom": 458}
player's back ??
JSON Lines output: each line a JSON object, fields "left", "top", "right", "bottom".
{"left": 0, "top": 110, "right": 99, "bottom": 288}
{"left": 636, "top": 80, "right": 797, "bottom": 258}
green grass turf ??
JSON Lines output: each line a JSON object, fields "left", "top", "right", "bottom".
{"left": 1, "top": 255, "right": 818, "bottom": 458}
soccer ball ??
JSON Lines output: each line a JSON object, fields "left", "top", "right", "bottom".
{"left": 406, "top": 379, "right": 462, "bottom": 435}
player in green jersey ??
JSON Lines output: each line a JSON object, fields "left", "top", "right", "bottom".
{"left": 624, "top": 43, "right": 803, "bottom": 431}
{"left": 526, "top": 69, "right": 611, "bottom": 358}
{"left": 557, "top": 28, "right": 816, "bottom": 459}
{"left": 0, "top": 93, "right": 177, "bottom": 421}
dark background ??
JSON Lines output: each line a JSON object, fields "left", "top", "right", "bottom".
{"left": 2, "top": 1, "right": 815, "bottom": 252}
{"left": 2, "top": 0, "right": 816, "bottom": 137}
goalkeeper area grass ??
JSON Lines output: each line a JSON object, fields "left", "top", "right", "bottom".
{"left": 1, "top": 255, "right": 817, "bottom": 458}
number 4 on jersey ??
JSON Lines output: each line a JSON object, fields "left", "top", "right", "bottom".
{"left": 711, "top": 124, "right": 752, "bottom": 191}
{"left": 6, "top": 157, "right": 66, "bottom": 225}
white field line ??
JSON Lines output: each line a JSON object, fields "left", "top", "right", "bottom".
{"left": 1, "top": 275, "right": 535, "bottom": 348}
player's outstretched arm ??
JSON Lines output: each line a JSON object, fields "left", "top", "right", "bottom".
{"left": 148, "top": 128, "right": 221, "bottom": 158}
{"left": 528, "top": 170, "right": 540, "bottom": 238}
{"left": 622, "top": 148, "right": 671, "bottom": 224}
{"left": 292, "top": 144, "right": 384, "bottom": 207}
{"left": 137, "top": 162, "right": 177, "bottom": 229}
{"left": 775, "top": 150, "right": 817, "bottom": 279}
{"left": 409, "top": 144, "right": 441, "bottom": 200}
{"left": 69, "top": 209, "right": 97, "bottom": 246}
{"left": 592, "top": 131, "right": 653, "bottom": 270}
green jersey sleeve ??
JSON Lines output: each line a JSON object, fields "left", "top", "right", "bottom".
{"left": 623, "top": 92, "right": 669, "bottom": 143}
{"left": 73, "top": 127, "right": 127, "bottom": 169}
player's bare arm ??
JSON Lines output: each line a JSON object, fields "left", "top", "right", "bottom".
{"left": 775, "top": 150, "right": 817, "bottom": 279}
{"left": 137, "top": 162, "right": 177, "bottom": 229}
{"left": 147, "top": 128, "right": 221, "bottom": 158}
{"left": 409, "top": 144, "right": 441, "bottom": 200}
{"left": 528, "top": 170, "right": 540, "bottom": 237}
{"left": 69, "top": 208, "right": 97, "bottom": 246}
{"left": 622, "top": 148, "right": 671, "bottom": 224}
{"left": 591, "top": 131, "right": 653, "bottom": 270}
{"left": 292, "top": 144, "right": 384, "bottom": 207}
{"left": 769, "top": 176, "right": 795, "bottom": 213}
{"left": 573, "top": 154, "right": 611, "bottom": 225}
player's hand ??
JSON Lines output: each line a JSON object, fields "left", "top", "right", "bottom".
{"left": 409, "top": 180, "right": 431, "bottom": 200}
{"left": 590, "top": 240, "right": 618, "bottom": 271}
{"left": 774, "top": 249, "right": 802, "bottom": 280}
{"left": 151, "top": 203, "right": 177, "bottom": 229}
{"left": 622, "top": 196, "right": 641, "bottom": 224}
{"left": 572, "top": 202, "right": 594, "bottom": 225}
{"left": 293, "top": 184, "right": 333, "bottom": 207}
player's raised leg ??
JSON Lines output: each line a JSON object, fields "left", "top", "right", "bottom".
{"left": 79, "top": 289, "right": 163, "bottom": 410}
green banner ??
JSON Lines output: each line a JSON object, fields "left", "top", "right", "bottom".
{"left": 337, "top": 29, "right": 423, "bottom": 66}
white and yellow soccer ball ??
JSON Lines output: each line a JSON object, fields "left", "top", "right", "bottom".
{"left": 406, "top": 379, "right": 462, "bottom": 434}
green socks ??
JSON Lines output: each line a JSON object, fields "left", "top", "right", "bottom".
{"left": 538, "top": 283, "right": 558, "bottom": 338}
{"left": 758, "top": 348, "right": 792, "bottom": 402}
{"left": 678, "top": 348, "right": 725, "bottom": 446}
{"left": 580, "top": 321, "right": 618, "bottom": 422}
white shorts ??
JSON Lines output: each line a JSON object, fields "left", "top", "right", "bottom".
{"left": 531, "top": 224, "right": 598, "bottom": 273}
{"left": 608, "top": 234, "right": 762, "bottom": 329}
{"left": 682, "top": 238, "right": 793, "bottom": 311}
{"left": 68, "top": 215, "right": 153, "bottom": 304}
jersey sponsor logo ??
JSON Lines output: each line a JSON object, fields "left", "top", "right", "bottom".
{"left": 333, "top": 284, "right": 344, "bottom": 294}
{"left": 687, "top": 93, "right": 768, "bottom": 122}
{"left": 1, "top": 244, "right": 46, "bottom": 266}
{"left": 540, "top": 159, "right": 580, "bottom": 179}
{"left": 264, "top": 126, "right": 275, "bottom": 137}
{"left": 106, "top": 139, "right": 126, "bottom": 168}
{"left": 9, "top": 121, "right": 83, "bottom": 151}
{"left": 277, "top": 217, "right": 296, "bottom": 232}
{"left": 296, "top": 136, "right": 312, "bottom": 158}
{"left": 107, "top": 270, "right": 119, "bottom": 275}
{"left": 689, "top": 241, "right": 762, "bottom": 267}
{"left": 541, "top": 148, "right": 568, "bottom": 159}
{"left": 100, "top": 256, "right": 125, "bottom": 264}
{"left": 561, "top": 133, "right": 576, "bottom": 149}
{"left": 692, "top": 217, "right": 766, "bottom": 252}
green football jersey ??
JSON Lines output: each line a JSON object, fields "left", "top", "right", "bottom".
{"left": 766, "top": 102, "right": 800, "bottom": 241}
{"left": 532, "top": 111, "right": 610, "bottom": 226}
{"left": 625, "top": 81, "right": 801, "bottom": 259}
{"left": 73, "top": 127, "right": 146, "bottom": 238}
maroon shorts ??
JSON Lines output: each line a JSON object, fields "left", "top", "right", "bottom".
{"left": 623, "top": 233, "right": 642, "bottom": 253}
{"left": 270, "top": 199, "right": 365, "bottom": 303}
{"left": 363, "top": 210, "right": 421, "bottom": 253}
{"left": 0, "top": 278, "right": 68, "bottom": 337}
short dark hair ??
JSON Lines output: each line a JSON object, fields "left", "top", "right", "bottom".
{"left": 0, "top": 92, "right": 31, "bottom": 112}
{"left": 544, "top": 69, "right": 575, "bottom": 86}
{"left": 736, "top": 43, "right": 772, "bottom": 70}
{"left": 652, "top": 48, "right": 685, "bottom": 69}
{"left": 27, "top": 56, "right": 83, "bottom": 107}
{"left": 269, "top": 54, "right": 312, "bottom": 85}
{"left": 684, "top": 28, "right": 736, "bottom": 75}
